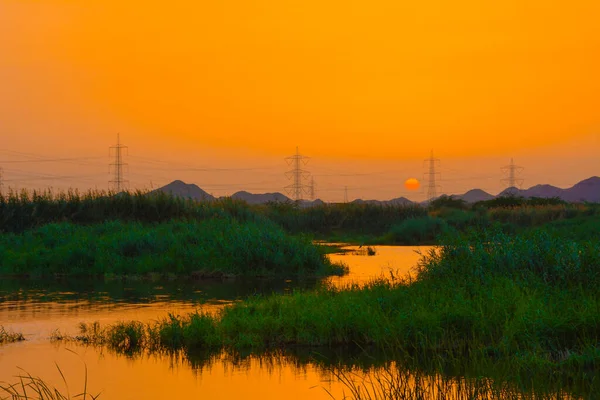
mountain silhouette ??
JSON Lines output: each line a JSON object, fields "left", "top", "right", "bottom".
{"left": 352, "top": 196, "right": 414, "bottom": 206}
{"left": 153, "top": 176, "right": 600, "bottom": 205}
{"left": 563, "top": 176, "right": 600, "bottom": 202}
{"left": 496, "top": 176, "right": 600, "bottom": 202}
{"left": 151, "top": 180, "right": 214, "bottom": 201}
{"left": 231, "top": 191, "right": 291, "bottom": 204}
{"left": 457, "top": 189, "right": 495, "bottom": 203}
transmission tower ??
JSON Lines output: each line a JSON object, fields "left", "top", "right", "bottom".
{"left": 285, "top": 146, "right": 310, "bottom": 201}
{"left": 501, "top": 158, "right": 524, "bottom": 192}
{"left": 423, "top": 150, "right": 441, "bottom": 201}
{"left": 109, "top": 133, "right": 128, "bottom": 192}
{"left": 309, "top": 176, "right": 316, "bottom": 200}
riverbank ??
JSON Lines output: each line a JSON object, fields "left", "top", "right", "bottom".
{"left": 0, "top": 218, "right": 346, "bottom": 279}
{"left": 57, "top": 229, "right": 599, "bottom": 394}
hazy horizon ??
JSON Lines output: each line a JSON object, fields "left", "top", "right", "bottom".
{"left": 1, "top": 1, "right": 599, "bottom": 202}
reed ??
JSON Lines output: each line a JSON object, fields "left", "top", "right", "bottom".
{"left": 0, "top": 189, "right": 256, "bottom": 234}
{"left": 0, "top": 326, "right": 25, "bottom": 344}
{"left": 0, "top": 364, "right": 100, "bottom": 400}
{"left": 65, "top": 229, "right": 599, "bottom": 385}
{"left": 0, "top": 218, "right": 346, "bottom": 278}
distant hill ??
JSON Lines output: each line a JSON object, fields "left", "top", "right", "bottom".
{"left": 151, "top": 176, "right": 600, "bottom": 205}
{"left": 385, "top": 197, "right": 415, "bottom": 206}
{"left": 457, "top": 189, "right": 495, "bottom": 203}
{"left": 495, "top": 176, "right": 600, "bottom": 202}
{"left": 231, "top": 191, "right": 291, "bottom": 204}
{"left": 352, "top": 197, "right": 414, "bottom": 206}
{"left": 152, "top": 180, "right": 214, "bottom": 201}
{"left": 562, "top": 176, "right": 600, "bottom": 202}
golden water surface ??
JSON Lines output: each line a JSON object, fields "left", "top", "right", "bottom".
{"left": 0, "top": 245, "right": 433, "bottom": 399}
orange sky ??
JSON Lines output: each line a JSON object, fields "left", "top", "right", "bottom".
{"left": 1, "top": 0, "right": 598, "bottom": 201}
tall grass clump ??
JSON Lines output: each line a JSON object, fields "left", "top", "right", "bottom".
{"left": 419, "top": 229, "right": 600, "bottom": 287}
{"left": 0, "top": 217, "right": 345, "bottom": 278}
{"left": 258, "top": 202, "right": 427, "bottom": 236}
{"left": 381, "top": 216, "right": 448, "bottom": 244}
{"left": 0, "top": 189, "right": 256, "bottom": 233}
{"left": 0, "top": 363, "right": 100, "bottom": 400}
{"left": 0, "top": 326, "right": 25, "bottom": 344}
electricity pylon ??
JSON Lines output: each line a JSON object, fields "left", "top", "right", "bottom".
{"left": 309, "top": 176, "right": 316, "bottom": 200}
{"left": 423, "top": 150, "right": 441, "bottom": 202}
{"left": 109, "top": 133, "right": 128, "bottom": 192}
{"left": 285, "top": 146, "right": 310, "bottom": 201}
{"left": 501, "top": 158, "right": 524, "bottom": 192}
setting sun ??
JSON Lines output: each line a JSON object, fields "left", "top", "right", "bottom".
{"left": 404, "top": 178, "right": 420, "bottom": 191}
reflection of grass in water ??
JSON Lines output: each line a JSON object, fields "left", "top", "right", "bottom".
{"left": 0, "top": 326, "right": 24, "bottom": 344}
{"left": 326, "top": 363, "right": 577, "bottom": 400}
{"left": 57, "top": 229, "right": 600, "bottom": 398}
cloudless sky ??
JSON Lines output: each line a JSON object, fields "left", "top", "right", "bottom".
{"left": 1, "top": 0, "right": 598, "bottom": 201}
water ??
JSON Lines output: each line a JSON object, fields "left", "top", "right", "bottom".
{"left": 0, "top": 245, "right": 574, "bottom": 399}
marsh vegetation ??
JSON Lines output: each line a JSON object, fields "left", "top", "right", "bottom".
{"left": 50, "top": 229, "right": 600, "bottom": 397}
{"left": 0, "top": 326, "right": 24, "bottom": 345}
{"left": 2, "top": 189, "right": 599, "bottom": 399}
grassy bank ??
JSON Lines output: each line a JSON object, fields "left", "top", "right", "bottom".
{"left": 253, "top": 198, "right": 600, "bottom": 245}
{"left": 257, "top": 202, "right": 427, "bottom": 237}
{"left": 62, "top": 229, "right": 599, "bottom": 387}
{"left": 0, "top": 218, "right": 346, "bottom": 278}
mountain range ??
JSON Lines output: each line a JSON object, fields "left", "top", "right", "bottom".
{"left": 152, "top": 176, "right": 600, "bottom": 205}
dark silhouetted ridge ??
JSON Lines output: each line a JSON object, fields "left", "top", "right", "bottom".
{"left": 458, "top": 189, "right": 494, "bottom": 203}
{"left": 152, "top": 180, "right": 214, "bottom": 201}
{"left": 230, "top": 191, "right": 291, "bottom": 204}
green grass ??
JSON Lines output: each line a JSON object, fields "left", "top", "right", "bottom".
{"left": 0, "top": 326, "right": 25, "bottom": 344}
{"left": 0, "top": 218, "right": 346, "bottom": 278}
{"left": 378, "top": 216, "right": 448, "bottom": 245}
{"left": 61, "top": 229, "right": 599, "bottom": 394}
{"left": 1, "top": 189, "right": 598, "bottom": 246}
{"left": 0, "top": 189, "right": 257, "bottom": 234}
{"left": 256, "top": 201, "right": 428, "bottom": 237}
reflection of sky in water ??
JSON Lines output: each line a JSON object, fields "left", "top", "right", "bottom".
{"left": 0, "top": 245, "right": 438, "bottom": 400}
{"left": 0, "top": 246, "right": 431, "bottom": 341}
{"left": 326, "top": 245, "right": 432, "bottom": 287}
{"left": 0, "top": 245, "right": 576, "bottom": 399}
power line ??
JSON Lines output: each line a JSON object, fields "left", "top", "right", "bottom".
{"left": 0, "top": 157, "right": 105, "bottom": 164}
{"left": 309, "top": 176, "right": 316, "bottom": 200}
{"left": 284, "top": 146, "right": 310, "bottom": 201}
{"left": 424, "top": 150, "right": 441, "bottom": 201}
{"left": 501, "top": 158, "right": 524, "bottom": 192}
{"left": 109, "top": 133, "right": 128, "bottom": 192}
{"left": 127, "top": 155, "right": 280, "bottom": 172}
{"left": 0, "top": 149, "right": 105, "bottom": 167}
